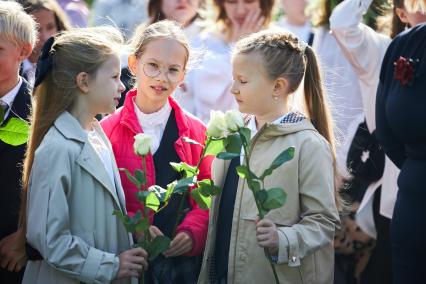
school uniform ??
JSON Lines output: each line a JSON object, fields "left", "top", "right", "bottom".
{"left": 376, "top": 23, "right": 426, "bottom": 284}
{"left": 0, "top": 77, "right": 31, "bottom": 284}
{"left": 198, "top": 113, "right": 340, "bottom": 284}
{"left": 101, "top": 89, "right": 212, "bottom": 283}
{"left": 23, "top": 111, "right": 135, "bottom": 284}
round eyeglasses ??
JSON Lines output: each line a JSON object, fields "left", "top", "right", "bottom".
{"left": 142, "top": 61, "right": 184, "bottom": 83}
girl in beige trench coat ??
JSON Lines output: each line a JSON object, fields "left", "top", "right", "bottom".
{"left": 20, "top": 28, "right": 148, "bottom": 284}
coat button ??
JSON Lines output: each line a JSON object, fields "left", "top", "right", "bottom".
{"left": 240, "top": 254, "right": 247, "bottom": 261}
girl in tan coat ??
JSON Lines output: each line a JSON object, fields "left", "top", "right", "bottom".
{"left": 198, "top": 29, "right": 341, "bottom": 284}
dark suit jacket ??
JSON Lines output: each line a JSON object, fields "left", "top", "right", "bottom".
{"left": 0, "top": 78, "right": 31, "bottom": 283}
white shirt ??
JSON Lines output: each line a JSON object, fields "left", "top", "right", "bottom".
{"left": 133, "top": 99, "right": 172, "bottom": 154}
{"left": 329, "top": 0, "right": 398, "bottom": 219}
{"left": 87, "top": 129, "right": 115, "bottom": 188}
{"left": 0, "top": 77, "right": 22, "bottom": 120}
{"left": 275, "top": 18, "right": 312, "bottom": 43}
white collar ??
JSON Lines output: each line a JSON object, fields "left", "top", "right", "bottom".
{"left": 133, "top": 98, "right": 172, "bottom": 127}
{"left": 1, "top": 77, "right": 22, "bottom": 108}
{"left": 247, "top": 113, "right": 289, "bottom": 136}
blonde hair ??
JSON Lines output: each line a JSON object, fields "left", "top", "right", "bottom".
{"left": 233, "top": 29, "right": 342, "bottom": 209}
{"left": 20, "top": 26, "right": 124, "bottom": 226}
{"left": 0, "top": 1, "right": 37, "bottom": 48}
{"left": 129, "top": 20, "right": 190, "bottom": 67}
{"left": 405, "top": 0, "right": 426, "bottom": 12}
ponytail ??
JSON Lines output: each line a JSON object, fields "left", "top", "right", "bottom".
{"left": 303, "top": 46, "right": 344, "bottom": 211}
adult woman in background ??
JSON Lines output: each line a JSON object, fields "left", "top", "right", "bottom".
{"left": 375, "top": 0, "right": 426, "bottom": 281}
{"left": 179, "top": 0, "right": 274, "bottom": 122}
{"left": 330, "top": 1, "right": 426, "bottom": 283}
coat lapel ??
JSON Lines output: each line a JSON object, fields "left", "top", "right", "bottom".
{"left": 76, "top": 142, "right": 122, "bottom": 209}
{"left": 54, "top": 112, "right": 122, "bottom": 210}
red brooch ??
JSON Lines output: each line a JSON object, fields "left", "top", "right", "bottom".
{"left": 393, "top": 56, "right": 418, "bottom": 87}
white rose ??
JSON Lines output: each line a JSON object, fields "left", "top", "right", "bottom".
{"left": 224, "top": 110, "right": 244, "bottom": 132}
{"left": 133, "top": 133, "right": 153, "bottom": 156}
{"left": 206, "top": 111, "right": 227, "bottom": 138}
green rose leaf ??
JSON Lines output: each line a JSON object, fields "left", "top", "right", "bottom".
{"left": 191, "top": 187, "right": 212, "bottom": 210}
{"left": 170, "top": 162, "right": 198, "bottom": 178}
{"left": 236, "top": 165, "right": 258, "bottom": 180}
{"left": 136, "top": 191, "right": 150, "bottom": 203}
{"left": 134, "top": 217, "right": 150, "bottom": 232}
{"left": 247, "top": 179, "right": 261, "bottom": 192}
{"left": 238, "top": 127, "right": 251, "bottom": 146}
{"left": 255, "top": 189, "right": 268, "bottom": 204}
{"left": 0, "top": 107, "right": 4, "bottom": 124}
{"left": 197, "top": 179, "right": 221, "bottom": 196}
{"left": 145, "top": 191, "right": 160, "bottom": 212}
{"left": 217, "top": 152, "right": 239, "bottom": 160}
{"left": 148, "top": 185, "right": 169, "bottom": 203}
{"left": 0, "top": 117, "right": 29, "bottom": 146}
{"left": 205, "top": 138, "right": 226, "bottom": 156}
{"left": 134, "top": 169, "right": 146, "bottom": 186}
{"left": 120, "top": 168, "right": 142, "bottom": 189}
{"left": 173, "top": 177, "right": 195, "bottom": 194}
{"left": 165, "top": 182, "right": 176, "bottom": 203}
{"left": 146, "top": 235, "right": 171, "bottom": 260}
{"left": 260, "top": 147, "right": 295, "bottom": 179}
{"left": 225, "top": 134, "right": 242, "bottom": 154}
{"left": 262, "top": 188, "right": 287, "bottom": 211}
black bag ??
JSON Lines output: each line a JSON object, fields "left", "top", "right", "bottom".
{"left": 346, "top": 121, "right": 385, "bottom": 183}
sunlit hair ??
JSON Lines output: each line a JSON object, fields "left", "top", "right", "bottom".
{"left": 21, "top": 26, "right": 124, "bottom": 226}
{"left": 147, "top": 0, "right": 205, "bottom": 25}
{"left": 129, "top": 20, "right": 190, "bottom": 68}
{"left": 405, "top": 0, "right": 426, "bottom": 12}
{"left": 19, "top": 0, "right": 71, "bottom": 32}
{"left": 213, "top": 0, "right": 275, "bottom": 29}
{"left": 233, "top": 29, "right": 342, "bottom": 210}
{"left": 0, "top": 1, "right": 37, "bottom": 48}
{"left": 391, "top": 0, "right": 408, "bottom": 38}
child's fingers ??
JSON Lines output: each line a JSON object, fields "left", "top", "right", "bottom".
{"left": 256, "top": 219, "right": 275, "bottom": 228}
{"left": 149, "top": 226, "right": 163, "bottom": 238}
{"left": 131, "top": 247, "right": 148, "bottom": 259}
{"left": 164, "top": 232, "right": 192, "bottom": 257}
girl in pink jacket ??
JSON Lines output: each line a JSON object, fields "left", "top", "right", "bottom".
{"left": 101, "top": 20, "right": 212, "bottom": 284}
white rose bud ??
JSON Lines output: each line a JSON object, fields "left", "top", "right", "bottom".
{"left": 206, "top": 110, "right": 227, "bottom": 138}
{"left": 224, "top": 110, "right": 244, "bottom": 132}
{"left": 133, "top": 133, "right": 153, "bottom": 156}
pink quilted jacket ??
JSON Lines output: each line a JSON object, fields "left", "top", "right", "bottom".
{"left": 101, "top": 89, "right": 212, "bottom": 256}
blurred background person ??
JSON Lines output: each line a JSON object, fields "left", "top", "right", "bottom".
{"left": 330, "top": 0, "right": 426, "bottom": 283}
{"left": 275, "top": 0, "right": 314, "bottom": 44}
{"left": 178, "top": 0, "right": 275, "bottom": 123}
{"left": 57, "top": 0, "right": 90, "bottom": 27}
{"left": 19, "top": 0, "right": 71, "bottom": 87}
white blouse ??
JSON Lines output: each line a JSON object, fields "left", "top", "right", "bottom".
{"left": 133, "top": 99, "right": 172, "bottom": 155}
{"left": 87, "top": 129, "right": 115, "bottom": 188}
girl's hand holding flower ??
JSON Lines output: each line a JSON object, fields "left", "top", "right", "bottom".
{"left": 255, "top": 218, "right": 279, "bottom": 256}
